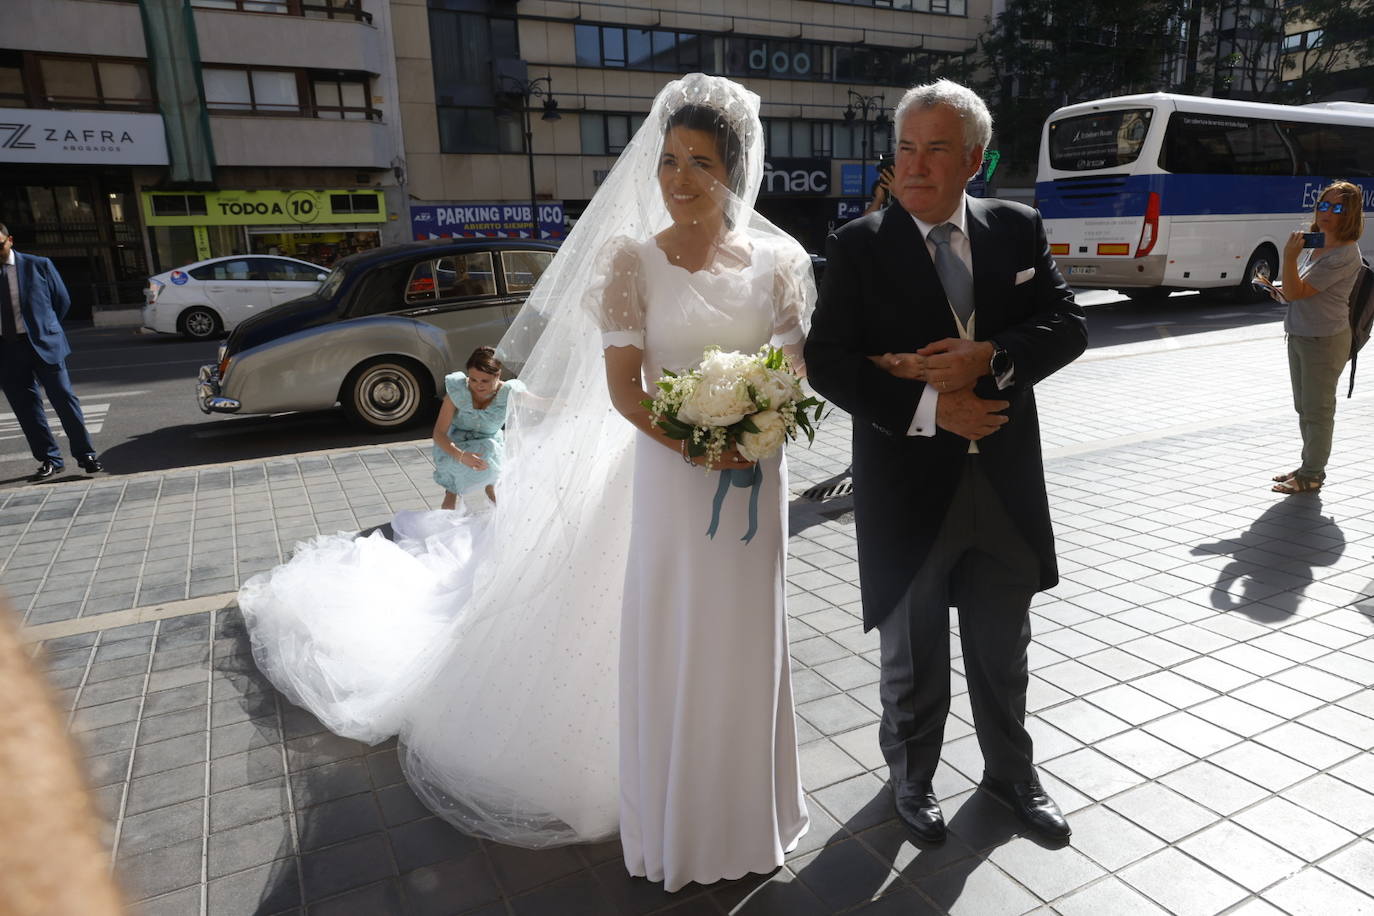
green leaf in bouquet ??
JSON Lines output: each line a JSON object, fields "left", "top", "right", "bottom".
{"left": 657, "top": 416, "right": 694, "bottom": 439}
{"left": 737, "top": 416, "right": 761, "bottom": 435}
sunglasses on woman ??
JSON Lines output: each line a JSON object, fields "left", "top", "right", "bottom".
{"left": 1316, "top": 201, "right": 1346, "bottom": 213}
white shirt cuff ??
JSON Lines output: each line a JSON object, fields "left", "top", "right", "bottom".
{"left": 906, "top": 384, "right": 938, "bottom": 436}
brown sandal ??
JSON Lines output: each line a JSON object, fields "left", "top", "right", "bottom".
{"left": 1272, "top": 476, "right": 1322, "bottom": 494}
{"left": 1272, "top": 469, "right": 1301, "bottom": 483}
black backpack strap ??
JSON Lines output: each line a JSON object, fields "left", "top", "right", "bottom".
{"left": 1349, "top": 351, "right": 1358, "bottom": 399}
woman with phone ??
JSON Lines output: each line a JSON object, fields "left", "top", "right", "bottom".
{"left": 1270, "top": 180, "right": 1365, "bottom": 494}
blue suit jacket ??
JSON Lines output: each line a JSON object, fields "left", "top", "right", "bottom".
{"left": 12, "top": 252, "right": 72, "bottom": 364}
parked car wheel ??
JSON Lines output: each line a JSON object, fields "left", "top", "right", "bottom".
{"left": 178, "top": 306, "right": 223, "bottom": 340}
{"left": 341, "top": 357, "right": 432, "bottom": 430}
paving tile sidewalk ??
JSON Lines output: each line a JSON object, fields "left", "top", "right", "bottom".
{"left": 10, "top": 320, "right": 1374, "bottom": 915}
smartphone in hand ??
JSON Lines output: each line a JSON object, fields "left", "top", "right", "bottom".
{"left": 1302, "top": 232, "right": 1325, "bottom": 248}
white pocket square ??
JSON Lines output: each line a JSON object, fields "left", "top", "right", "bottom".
{"left": 1014, "top": 267, "right": 1036, "bottom": 285}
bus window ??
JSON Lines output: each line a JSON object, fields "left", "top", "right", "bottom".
{"left": 1047, "top": 108, "right": 1153, "bottom": 171}
{"left": 1160, "top": 113, "right": 1296, "bottom": 176}
{"left": 1286, "top": 122, "right": 1374, "bottom": 178}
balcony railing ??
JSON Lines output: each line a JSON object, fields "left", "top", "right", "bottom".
{"left": 109, "top": 0, "right": 373, "bottom": 24}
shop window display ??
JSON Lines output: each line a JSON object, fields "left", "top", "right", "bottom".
{"left": 249, "top": 230, "right": 380, "bottom": 268}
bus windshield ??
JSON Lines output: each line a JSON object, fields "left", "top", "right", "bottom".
{"left": 1047, "top": 109, "right": 1153, "bottom": 171}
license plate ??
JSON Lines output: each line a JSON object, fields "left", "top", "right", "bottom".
{"left": 1068, "top": 266, "right": 1098, "bottom": 276}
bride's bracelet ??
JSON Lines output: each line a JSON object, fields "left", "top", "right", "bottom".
{"left": 680, "top": 439, "right": 695, "bottom": 466}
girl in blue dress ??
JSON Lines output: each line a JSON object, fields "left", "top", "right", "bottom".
{"left": 432, "top": 346, "right": 525, "bottom": 509}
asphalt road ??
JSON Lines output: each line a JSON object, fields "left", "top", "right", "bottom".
{"left": 0, "top": 288, "right": 1284, "bottom": 490}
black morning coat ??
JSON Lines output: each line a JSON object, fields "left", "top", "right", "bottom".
{"left": 803, "top": 197, "right": 1088, "bottom": 631}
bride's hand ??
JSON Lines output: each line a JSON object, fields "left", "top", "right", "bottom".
{"left": 696, "top": 446, "right": 755, "bottom": 471}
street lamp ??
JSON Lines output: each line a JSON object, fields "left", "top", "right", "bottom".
{"left": 843, "top": 90, "right": 888, "bottom": 203}
{"left": 497, "top": 74, "right": 561, "bottom": 239}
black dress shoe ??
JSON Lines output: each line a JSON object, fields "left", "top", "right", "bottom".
{"left": 78, "top": 456, "right": 103, "bottom": 473}
{"left": 982, "top": 775, "right": 1071, "bottom": 840}
{"left": 30, "top": 460, "right": 64, "bottom": 481}
{"left": 894, "top": 781, "right": 947, "bottom": 843}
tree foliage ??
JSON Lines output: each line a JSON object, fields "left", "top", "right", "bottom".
{"left": 975, "top": 0, "right": 1190, "bottom": 169}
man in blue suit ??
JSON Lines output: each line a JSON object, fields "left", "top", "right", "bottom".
{"left": 0, "top": 223, "right": 101, "bottom": 481}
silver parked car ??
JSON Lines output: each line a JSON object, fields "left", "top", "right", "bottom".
{"left": 197, "top": 239, "right": 557, "bottom": 430}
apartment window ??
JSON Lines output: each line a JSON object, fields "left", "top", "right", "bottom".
{"left": 572, "top": 23, "right": 966, "bottom": 85}
{"left": 311, "top": 75, "right": 375, "bottom": 120}
{"left": 0, "top": 52, "right": 23, "bottom": 108}
{"left": 150, "top": 194, "right": 210, "bottom": 217}
{"left": 329, "top": 193, "right": 381, "bottom": 214}
{"left": 580, "top": 113, "right": 647, "bottom": 155}
{"left": 188, "top": 0, "right": 371, "bottom": 20}
{"left": 438, "top": 108, "right": 522, "bottom": 154}
{"left": 203, "top": 67, "right": 300, "bottom": 114}
{"left": 38, "top": 56, "right": 156, "bottom": 110}
{"left": 764, "top": 120, "right": 835, "bottom": 157}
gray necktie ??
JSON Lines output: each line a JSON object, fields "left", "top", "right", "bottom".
{"left": 928, "top": 222, "right": 973, "bottom": 325}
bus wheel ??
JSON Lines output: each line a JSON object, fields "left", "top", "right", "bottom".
{"left": 1236, "top": 246, "right": 1278, "bottom": 303}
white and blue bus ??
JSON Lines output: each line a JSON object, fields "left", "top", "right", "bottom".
{"left": 1035, "top": 93, "right": 1374, "bottom": 301}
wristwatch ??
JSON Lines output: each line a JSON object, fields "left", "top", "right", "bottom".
{"left": 988, "top": 342, "right": 1012, "bottom": 378}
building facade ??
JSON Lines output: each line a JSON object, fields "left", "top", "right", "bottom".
{"left": 394, "top": 0, "right": 989, "bottom": 254}
{"left": 2, "top": 0, "right": 408, "bottom": 318}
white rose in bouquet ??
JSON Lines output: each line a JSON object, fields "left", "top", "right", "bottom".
{"left": 678, "top": 374, "right": 753, "bottom": 427}
{"left": 738, "top": 409, "right": 787, "bottom": 461}
{"left": 755, "top": 367, "right": 800, "bottom": 410}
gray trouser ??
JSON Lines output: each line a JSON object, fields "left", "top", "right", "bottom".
{"left": 1287, "top": 329, "right": 1350, "bottom": 481}
{"left": 876, "top": 456, "right": 1041, "bottom": 790}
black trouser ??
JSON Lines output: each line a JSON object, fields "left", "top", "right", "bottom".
{"left": 0, "top": 335, "right": 96, "bottom": 465}
{"left": 876, "top": 456, "right": 1039, "bottom": 791}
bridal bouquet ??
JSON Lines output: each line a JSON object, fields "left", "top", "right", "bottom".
{"left": 643, "top": 345, "right": 825, "bottom": 466}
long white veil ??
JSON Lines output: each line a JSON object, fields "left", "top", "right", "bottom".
{"left": 239, "top": 73, "right": 815, "bottom": 848}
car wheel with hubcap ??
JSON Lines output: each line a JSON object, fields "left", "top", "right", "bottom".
{"left": 342, "top": 357, "right": 432, "bottom": 430}
{"left": 178, "top": 306, "right": 223, "bottom": 340}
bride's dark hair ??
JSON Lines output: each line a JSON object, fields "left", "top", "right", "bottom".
{"left": 664, "top": 104, "right": 746, "bottom": 196}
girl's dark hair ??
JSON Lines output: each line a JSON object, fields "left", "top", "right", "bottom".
{"left": 664, "top": 104, "right": 745, "bottom": 192}
{"left": 466, "top": 345, "right": 502, "bottom": 376}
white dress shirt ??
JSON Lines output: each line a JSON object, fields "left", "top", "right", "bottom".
{"left": 904, "top": 197, "right": 1013, "bottom": 439}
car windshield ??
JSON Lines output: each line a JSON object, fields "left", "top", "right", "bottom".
{"left": 317, "top": 267, "right": 345, "bottom": 302}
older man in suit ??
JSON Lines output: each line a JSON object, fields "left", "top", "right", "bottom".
{"left": 0, "top": 223, "right": 102, "bottom": 481}
{"left": 805, "top": 80, "right": 1086, "bottom": 843}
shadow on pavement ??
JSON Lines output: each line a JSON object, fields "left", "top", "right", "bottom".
{"left": 92, "top": 409, "right": 435, "bottom": 477}
{"left": 785, "top": 783, "right": 1029, "bottom": 913}
{"left": 1079, "top": 288, "right": 1285, "bottom": 351}
{"left": 1191, "top": 493, "right": 1345, "bottom": 623}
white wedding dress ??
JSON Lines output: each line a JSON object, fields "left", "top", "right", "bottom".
{"left": 605, "top": 234, "right": 809, "bottom": 890}
{"left": 238, "top": 73, "right": 813, "bottom": 893}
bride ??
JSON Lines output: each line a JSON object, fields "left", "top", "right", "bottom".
{"left": 238, "top": 73, "right": 815, "bottom": 891}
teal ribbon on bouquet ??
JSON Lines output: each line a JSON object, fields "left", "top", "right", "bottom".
{"left": 706, "top": 465, "right": 764, "bottom": 543}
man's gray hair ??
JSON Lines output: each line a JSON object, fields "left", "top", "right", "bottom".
{"left": 893, "top": 79, "right": 993, "bottom": 153}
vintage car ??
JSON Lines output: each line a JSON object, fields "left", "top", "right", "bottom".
{"left": 196, "top": 239, "right": 558, "bottom": 430}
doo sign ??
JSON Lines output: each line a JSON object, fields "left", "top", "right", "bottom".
{"left": 761, "top": 158, "right": 831, "bottom": 197}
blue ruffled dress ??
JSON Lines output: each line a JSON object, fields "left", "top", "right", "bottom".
{"left": 432, "top": 372, "right": 525, "bottom": 494}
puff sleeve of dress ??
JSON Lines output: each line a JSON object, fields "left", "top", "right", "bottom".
{"left": 595, "top": 237, "right": 648, "bottom": 350}
{"left": 770, "top": 242, "right": 813, "bottom": 349}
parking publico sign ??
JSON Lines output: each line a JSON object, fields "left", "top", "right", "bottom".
{"left": 410, "top": 202, "right": 566, "bottom": 241}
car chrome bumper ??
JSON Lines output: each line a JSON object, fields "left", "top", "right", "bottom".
{"left": 197, "top": 364, "right": 241, "bottom": 414}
